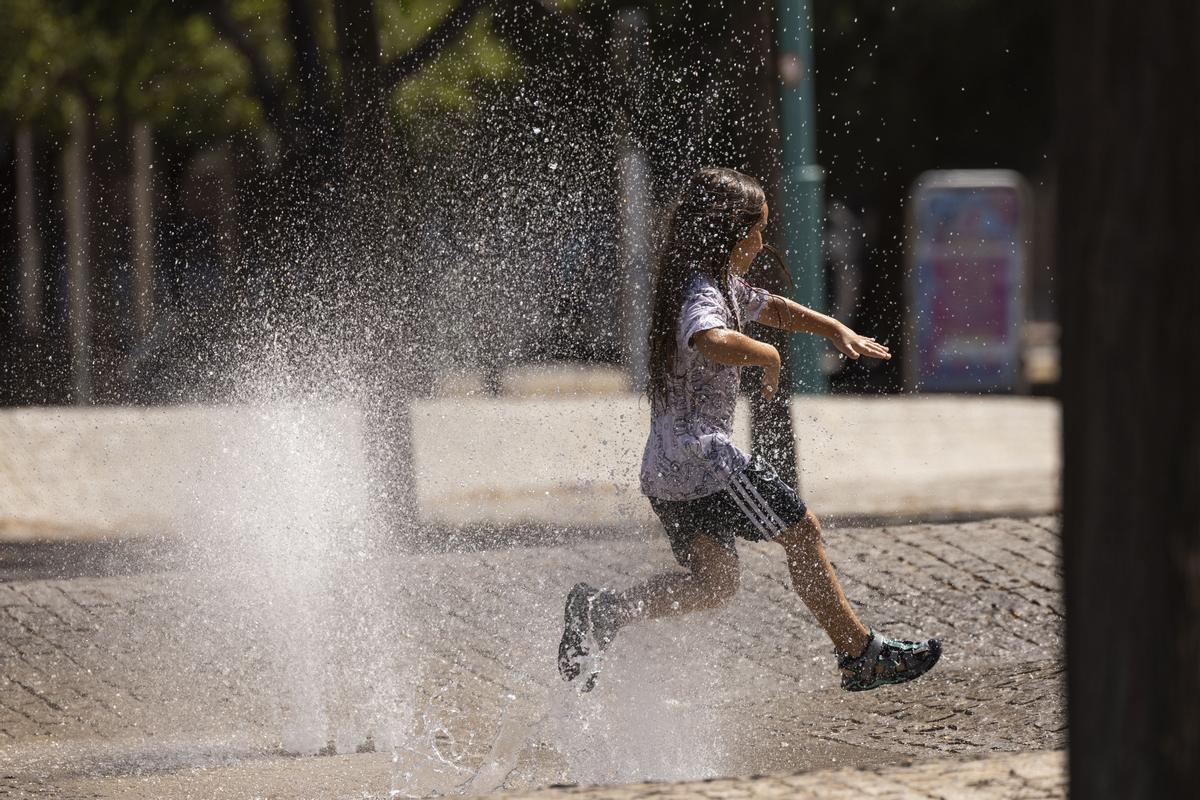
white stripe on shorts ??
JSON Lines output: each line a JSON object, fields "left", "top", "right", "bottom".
{"left": 736, "top": 472, "right": 790, "bottom": 534}
{"left": 728, "top": 473, "right": 785, "bottom": 537}
{"left": 724, "top": 480, "right": 772, "bottom": 537}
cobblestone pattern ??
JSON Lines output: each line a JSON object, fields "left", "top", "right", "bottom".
{"left": 0, "top": 517, "right": 1064, "bottom": 798}
{"left": 0, "top": 750, "right": 1066, "bottom": 800}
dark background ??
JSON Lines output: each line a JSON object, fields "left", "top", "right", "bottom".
{"left": 0, "top": 1, "right": 1054, "bottom": 404}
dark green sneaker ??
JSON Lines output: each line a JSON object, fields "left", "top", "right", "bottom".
{"left": 838, "top": 630, "right": 942, "bottom": 691}
{"left": 557, "top": 583, "right": 620, "bottom": 693}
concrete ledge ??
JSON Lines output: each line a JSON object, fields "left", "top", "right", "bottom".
{"left": 478, "top": 750, "right": 1066, "bottom": 799}
{"left": 411, "top": 395, "right": 1060, "bottom": 526}
{"left": 0, "top": 405, "right": 371, "bottom": 540}
{"left": 1, "top": 396, "right": 1059, "bottom": 540}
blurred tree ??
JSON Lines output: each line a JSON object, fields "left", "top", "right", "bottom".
{"left": 189, "top": 0, "right": 612, "bottom": 198}
{"left": 0, "top": 0, "right": 260, "bottom": 139}
{"left": 0, "top": 0, "right": 611, "bottom": 521}
{"left": 2, "top": 0, "right": 1053, "bottom": 284}
{"left": 0, "top": 1, "right": 598, "bottom": 185}
{"left": 0, "top": 0, "right": 601, "bottom": 357}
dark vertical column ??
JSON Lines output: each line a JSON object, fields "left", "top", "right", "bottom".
{"left": 15, "top": 126, "right": 44, "bottom": 337}
{"left": 1058, "top": 1, "right": 1200, "bottom": 796}
{"left": 213, "top": 142, "right": 240, "bottom": 280}
{"left": 63, "top": 106, "right": 92, "bottom": 405}
{"left": 130, "top": 121, "right": 156, "bottom": 339}
{"left": 613, "top": 8, "right": 653, "bottom": 394}
{"left": 741, "top": 0, "right": 801, "bottom": 491}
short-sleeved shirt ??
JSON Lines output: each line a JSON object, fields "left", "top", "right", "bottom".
{"left": 639, "top": 272, "right": 771, "bottom": 500}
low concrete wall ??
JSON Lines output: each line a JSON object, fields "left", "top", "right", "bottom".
{"left": 411, "top": 395, "right": 1060, "bottom": 526}
{"left": 0, "top": 396, "right": 1059, "bottom": 540}
{"left": 0, "top": 405, "right": 371, "bottom": 540}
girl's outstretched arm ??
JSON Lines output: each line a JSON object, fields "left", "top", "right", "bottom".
{"left": 693, "top": 328, "right": 782, "bottom": 399}
{"left": 758, "top": 294, "right": 892, "bottom": 362}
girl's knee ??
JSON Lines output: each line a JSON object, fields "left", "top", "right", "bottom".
{"left": 777, "top": 511, "right": 822, "bottom": 551}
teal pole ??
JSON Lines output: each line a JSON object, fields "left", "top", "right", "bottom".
{"left": 775, "top": 0, "right": 826, "bottom": 393}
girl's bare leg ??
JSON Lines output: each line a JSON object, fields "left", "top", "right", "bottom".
{"left": 611, "top": 534, "right": 739, "bottom": 624}
{"left": 776, "top": 510, "right": 870, "bottom": 656}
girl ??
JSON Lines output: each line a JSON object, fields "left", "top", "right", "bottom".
{"left": 558, "top": 167, "right": 940, "bottom": 693}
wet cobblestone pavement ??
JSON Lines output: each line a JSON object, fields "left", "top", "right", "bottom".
{"left": 0, "top": 516, "right": 1064, "bottom": 798}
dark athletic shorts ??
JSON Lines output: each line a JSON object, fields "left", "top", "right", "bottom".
{"left": 647, "top": 454, "right": 809, "bottom": 568}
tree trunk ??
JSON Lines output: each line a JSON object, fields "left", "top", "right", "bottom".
{"left": 63, "top": 106, "right": 93, "bottom": 405}
{"left": 15, "top": 126, "right": 43, "bottom": 337}
{"left": 129, "top": 122, "right": 156, "bottom": 339}
{"left": 1058, "top": 2, "right": 1200, "bottom": 796}
{"left": 334, "top": 0, "right": 388, "bottom": 179}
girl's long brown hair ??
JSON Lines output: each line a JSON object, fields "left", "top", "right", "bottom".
{"left": 646, "top": 167, "right": 788, "bottom": 406}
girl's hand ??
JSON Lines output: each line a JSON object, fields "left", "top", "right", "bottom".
{"left": 762, "top": 350, "right": 781, "bottom": 400}
{"left": 831, "top": 324, "right": 892, "bottom": 361}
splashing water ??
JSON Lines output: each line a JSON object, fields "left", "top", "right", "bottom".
{"left": 175, "top": 397, "right": 412, "bottom": 755}
{"left": 78, "top": 22, "right": 792, "bottom": 793}
{"left": 546, "top": 616, "right": 730, "bottom": 784}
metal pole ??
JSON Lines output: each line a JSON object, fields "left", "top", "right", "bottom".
{"left": 775, "top": 0, "right": 826, "bottom": 393}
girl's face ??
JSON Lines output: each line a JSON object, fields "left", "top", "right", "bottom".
{"left": 728, "top": 203, "right": 768, "bottom": 276}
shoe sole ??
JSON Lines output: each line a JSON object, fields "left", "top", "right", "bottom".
{"left": 557, "top": 584, "right": 600, "bottom": 691}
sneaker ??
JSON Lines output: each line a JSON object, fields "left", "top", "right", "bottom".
{"left": 838, "top": 630, "right": 941, "bottom": 691}
{"left": 557, "top": 582, "right": 619, "bottom": 693}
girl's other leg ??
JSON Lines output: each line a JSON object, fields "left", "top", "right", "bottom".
{"left": 776, "top": 510, "right": 871, "bottom": 656}
{"left": 608, "top": 534, "right": 739, "bottom": 626}
{"left": 558, "top": 534, "right": 740, "bottom": 690}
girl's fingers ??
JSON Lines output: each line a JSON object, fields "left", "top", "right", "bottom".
{"left": 863, "top": 340, "right": 889, "bottom": 355}
{"left": 845, "top": 334, "right": 890, "bottom": 360}
{"left": 853, "top": 339, "right": 889, "bottom": 360}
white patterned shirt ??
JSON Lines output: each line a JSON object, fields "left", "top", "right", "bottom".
{"left": 639, "top": 273, "right": 771, "bottom": 500}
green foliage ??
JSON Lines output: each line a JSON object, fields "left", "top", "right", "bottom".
{"left": 0, "top": 0, "right": 520, "bottom": 142}
{"left": 390, "top": 6, "right": 519, "bottom": 120}
{"left": 0, "top": 0, "right": 92, "bottom": 131}
{"left": 0, "top": 1, "right": 256, "bottom": 138}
